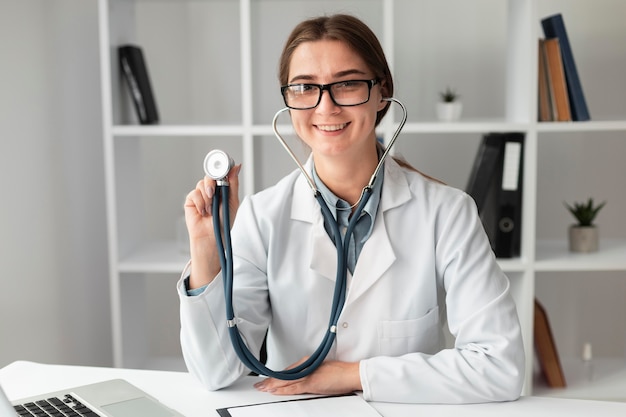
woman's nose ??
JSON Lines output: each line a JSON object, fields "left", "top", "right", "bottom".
{"left": 316, "top": 89, "right": 340, "bottom": 113}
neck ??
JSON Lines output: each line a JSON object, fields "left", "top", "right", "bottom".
{"left": 314, "top": 144, "right": 379, "bottom": 206}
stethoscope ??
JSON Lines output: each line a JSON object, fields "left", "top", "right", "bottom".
{"left": 204, "top": 97, "right": 407, "bottom": 379}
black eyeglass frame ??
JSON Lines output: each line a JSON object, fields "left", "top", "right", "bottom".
{"left": 280, "top": 79, "right": 379, "bottom": 110}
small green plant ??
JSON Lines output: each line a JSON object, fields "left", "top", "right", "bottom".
{"left": 440, "top": 86, "right": 459, "bottom": 103}
{"left": 564, "top": 198, "right": 606, "bottom": 227}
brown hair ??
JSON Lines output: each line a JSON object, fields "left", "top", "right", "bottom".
{"left": 278, "top": 14, "right": 393, "bottom": 126}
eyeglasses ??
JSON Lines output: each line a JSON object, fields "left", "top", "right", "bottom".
{"left": 281, "top": 79, "right": 378, "bottom": 110}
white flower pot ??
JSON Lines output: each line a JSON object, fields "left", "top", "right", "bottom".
{"left": 437, "top": 101, "right": 463, "bottom": 122}
{"left": 568, "top": 225, "right": 599, "bottom": 253}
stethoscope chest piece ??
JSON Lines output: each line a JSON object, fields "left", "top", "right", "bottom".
{"left": 204, "top": 149, "right": 234, "bottom": 181}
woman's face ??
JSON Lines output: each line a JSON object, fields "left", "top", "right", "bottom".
{"left": 286, "top": 39, "right": 386, "bottom": 161}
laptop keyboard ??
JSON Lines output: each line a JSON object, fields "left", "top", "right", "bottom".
{"left": 14, "top": 393, "right": 99, "bottom": 417}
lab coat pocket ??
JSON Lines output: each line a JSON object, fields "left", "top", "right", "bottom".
{"left": 377, "top": 307, "right": 440, "bottom": 356}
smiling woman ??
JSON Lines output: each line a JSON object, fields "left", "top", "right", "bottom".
{"left": 177, "top": 13, "right": 525, "bottom": 404}
{"left": 281, "top": 38, "right": 386, "bottom": 198}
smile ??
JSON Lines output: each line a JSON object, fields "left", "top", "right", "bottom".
{"left": 316, "top": 123, "right": 349, "bottom": 132}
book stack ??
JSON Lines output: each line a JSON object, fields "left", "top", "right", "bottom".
{"left": 538, "top": 13, "right": 590, "bottom": 122}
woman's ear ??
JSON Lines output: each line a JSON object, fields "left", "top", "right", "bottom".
{"left": 377, "top": 80, "right": 390, "bottom": 110}
{"left": 379, "top": 80, "right": 390, "bottom": 99}
{"left": 377, "top": 97, "right": 388, "bottom": 112}
{"left": 377, "top": 88, "right": 388, "bottom": 111}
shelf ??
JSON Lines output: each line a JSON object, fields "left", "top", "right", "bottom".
{"left": 100, "top": 0, "right": 626, "bottom": 397}
{"left": 496, "top": 257, "right": 528, "bottom": 273}
{"left": 536, "top": 120, "right": 626, "bottom": 133}
{"left": 119, "top": 240, "right": 189, "bottom": 274}
{"left": 535, "top": 238, "right": 626, "bottom": 271}
{"left": 534, "top": 357, "right": 626, "bottom": 402}
{"left": 399, "top": 120, "right": 531, "bottom": 134}
{"left": 112, "top": 124, "right": 246, "bottom": 137}
{"left": 110, "top": 120, "right": 626, "bottom": 138}
{"left": 111, "top": 124, "right": 297, "bottom": 137}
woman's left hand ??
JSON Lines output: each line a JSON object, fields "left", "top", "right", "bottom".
{"left": 253, "top": 358, "right": 362, "bottom": 396}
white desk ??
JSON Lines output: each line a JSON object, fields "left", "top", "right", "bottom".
{"left": 2, "top": 361, "right": 626, "bottom": 416}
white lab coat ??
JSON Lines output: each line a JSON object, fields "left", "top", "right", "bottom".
{"left": 177, "top": 157, "right": 525, "bottom": 403}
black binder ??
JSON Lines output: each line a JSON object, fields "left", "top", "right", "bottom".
{"left": 118, "top": 45, "right": 159, "bottom": 124}
{"left": 466, "top": 134, "right": 502, "bottom": 213}
{"left": 494, "top": 133, "right": 524, "bottom": 258}
{"left": 466, "top": 132, "right": 525, "bottom": 258}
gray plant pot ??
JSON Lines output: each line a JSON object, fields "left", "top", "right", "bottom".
{"left": 568, "top": 225, "right": 599, "bottom": 253}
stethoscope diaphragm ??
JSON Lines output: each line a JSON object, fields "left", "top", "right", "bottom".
{"left": 204, "top": 149, "right": 235, "bottom": 181}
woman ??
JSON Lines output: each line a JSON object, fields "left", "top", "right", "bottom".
{"left": 178, "top": 14, "right": 524, "bottom": 404}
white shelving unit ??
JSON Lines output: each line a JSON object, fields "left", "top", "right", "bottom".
{"left": 98, "top": 0, "right": 626, "bottom": 399}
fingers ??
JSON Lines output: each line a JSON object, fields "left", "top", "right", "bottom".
{"left": 228, "top": 164, "right": 242, "bottom": 187}
{"left": 187, "top": 163, "right": 242, "bottom": 218}
{"left": 254, "top": 377, "right": 301, "bottom": 394}
{"left": 201, "top": 176, "right": 216, "bottom": 216}
{"left": 185, "top": 179, "right": 214, "bottom": 217}
{"left": 253, "top": 356, "right": 310, "bottom": 394}
{"left": 227, "top": 164, "right": 242, "bottom": 209}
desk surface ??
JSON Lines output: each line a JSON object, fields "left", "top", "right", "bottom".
{"left": 2, "top": 361, "right": 626, "bottom": 417}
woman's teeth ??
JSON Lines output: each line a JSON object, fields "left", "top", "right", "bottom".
{"left": 318, "top": 123, "right": 347, "bottom": 132}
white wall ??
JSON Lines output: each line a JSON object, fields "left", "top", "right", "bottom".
{"left": 0, "top": 0, "right": 111, "bottom": 368}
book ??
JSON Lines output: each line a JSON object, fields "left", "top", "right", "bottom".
{"left": 537, "top": 39, "right": 554, "bottom": 121}
{"left": 541, "top": 13, "right": 590, "bottom": 122}
{"left": 118, "top": 45, "right": 159, "bottom": 124}
{"left": 543, "top": 38, "right": 571, "bottom": 122}
{"left": 534, "top": 299, "right": 567, "bottom": 388}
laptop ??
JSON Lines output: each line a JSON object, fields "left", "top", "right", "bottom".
{"left": 1, "top": 379, "right": 184, "bottom": 416}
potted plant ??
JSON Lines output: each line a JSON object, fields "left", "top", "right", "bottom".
{"left": 437, "top": 86, "right": 462, "bottom": 122}
{"left": 564, "top": 198, "right": 606, "bottom": 253}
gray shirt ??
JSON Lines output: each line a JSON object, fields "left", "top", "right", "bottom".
{"left": 312, "top": 162, "right": 384, "bottom": 274}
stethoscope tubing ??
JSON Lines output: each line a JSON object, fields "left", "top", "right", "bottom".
{"left": 213, "top": 98, "right": 406, "bottom": 379}
{"left": 213, "top": 185, "right": 370, "bottom": 379}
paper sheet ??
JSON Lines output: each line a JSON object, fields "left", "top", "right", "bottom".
{"left": 217, "top": 394, "right": 381, "bottom": 417}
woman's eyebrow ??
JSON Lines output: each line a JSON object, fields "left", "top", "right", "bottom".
{"left": 288, "top": 69, "right": 368, "bottom": 84}
{"left": 334, "top": 69, "right": 367, "bottom": 78}
{"left": 288, "top": 74, "right": 315, "bottom": 84}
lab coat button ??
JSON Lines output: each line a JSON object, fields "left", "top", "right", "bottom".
{"left": 342, "top": 322, "right": 349, "bottom": 328}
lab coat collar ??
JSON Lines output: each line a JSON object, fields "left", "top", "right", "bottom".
{"left": 291, "top": 156, "right": 412, "bottom": 222}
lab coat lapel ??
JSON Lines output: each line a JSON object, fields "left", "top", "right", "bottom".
{"left": 291, "top": 159, "right": 338, "bottom": 282}
{"left": 345, "top": 211, "right": 395, "bottom": 304}
{"left": 346, "top": 159, "right": 412, "bottom": 304}
{"left": 310, "top": 222, "right": 339, "bottom": 282}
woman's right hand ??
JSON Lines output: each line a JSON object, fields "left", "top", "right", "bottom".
{"left": 184, "top": 164, "right": 242, "bottom": 289}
